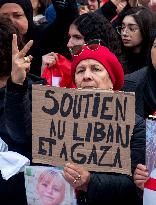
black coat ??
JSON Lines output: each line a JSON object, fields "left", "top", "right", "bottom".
{"left": 76, "top": 115, "right": 145, "bottom": 205}
{"left": 0, "top": 74, "right": 46, "bottom": 205}
{"left": 0, "top": 87, "right": 27, "bottom": 205}
{"left": 123, "top": 66, "right": 156, "bottom": 118}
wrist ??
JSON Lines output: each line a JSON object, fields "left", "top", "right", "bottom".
{"left": 11, "top": 77, "right": 23, "bottom": 85}
{"left": 11, "top": 71, "right": 24, "bottom": 85}
{"left": 81, "top": 172, "right": 91, "bottom": 192}
{"left": 6, "top": 77, "right": 28, "bottom": 93}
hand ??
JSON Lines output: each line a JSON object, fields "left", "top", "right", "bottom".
{"left": 11, "top": 34, "right": 33, "bottom": 85}
{"left": 134, "top": 164, "right": 149, "bottom": 190}
{"left": 41, "top": 52, "right": 58, "bottom": 74}
{"left": 63, "top": 163, "right": 91, "bottom": 192}
{"left": 116, "top": 1, "right": 127, "bottom": 13}
{"left": 111, "top": 0, "right": 127, "bottom": 7}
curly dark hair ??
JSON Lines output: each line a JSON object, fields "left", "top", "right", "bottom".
{"left": 72, "top": 12, "right": 128, "bottom": 73}
{"left": 0, "top": 16, "right": 22, "bottom": 77}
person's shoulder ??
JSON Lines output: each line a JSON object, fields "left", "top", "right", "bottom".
{"left": 122, "top": 67, "right": 148, "bottom": 92}
{"left": 125, "top": 67, "right": 148, "bottom": 82}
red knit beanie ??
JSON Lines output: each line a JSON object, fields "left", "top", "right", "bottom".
{"left": 71, "top": 45, "right": 124, "bottom": 90}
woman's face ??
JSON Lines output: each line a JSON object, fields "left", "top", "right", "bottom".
{"left": 121, "top": 15, "right": 143, "bottom": 53}
{"left": 0, "top": 3, "right": 28, "bottom": 36}
{"left": 67, "top": 24, "right": 85, "bottom": 49}
{"left": 151, "top": 38, "right": 156, "bottom": 69}
{"left": 37, "top": 174, "right": 65, "bottom": 205}
{"left": 75, "top": 59, "right": 113, "bottom": 90}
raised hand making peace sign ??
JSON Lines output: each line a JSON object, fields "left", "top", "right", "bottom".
{"left": 11, "top": 34, "right": 33, "bottom": 85}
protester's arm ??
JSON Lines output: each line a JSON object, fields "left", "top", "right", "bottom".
{"left": 4, "top": 34, "right": 33, "bottom": 144}
{"left": 86, "top": 115, "right": 145, "bottom": 203}
{"left": 87, "top": 172, "right": 139, "bottom": 204}
{"left": 43, "top": 0, "right": 79, "bottom": 57}
{"left": 64, "top": 163, "right": 138, "bottom": 203}
{"left": 5, "top": 78, "right": 32, "bottom": 144}
{"left": 64, "top": 114, "right": 145, "bottom": 203}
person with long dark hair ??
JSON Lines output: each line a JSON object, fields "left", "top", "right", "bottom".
{"left": 116, "top": 6, "right": 156, "bottom": 73}
{"left": 123, "top": 29, "right": 156, "bottom": 118}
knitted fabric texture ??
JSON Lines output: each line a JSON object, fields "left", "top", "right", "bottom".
{"left": 71, "top": 45, "right": 124, "bottom": 90}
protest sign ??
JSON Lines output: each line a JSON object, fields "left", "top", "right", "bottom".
{"left": 32, "top": 85, "right": 135, "bottom": 175}
{"left": 144, "top": 118, "right": 156, "bottom": 205}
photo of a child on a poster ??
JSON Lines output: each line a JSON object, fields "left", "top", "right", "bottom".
{"left": 24, "top": 166, "right": 77, "bottom": 205}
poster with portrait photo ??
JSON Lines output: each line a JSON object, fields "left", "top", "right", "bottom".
{"left": 24, "top": 166, "right": 77, "bottom": 205}
{"left": 146, "top": 119, "right": 156, "bottom": 174}
{"left": 143, "top": 119, "right": 156, "bottom": 205}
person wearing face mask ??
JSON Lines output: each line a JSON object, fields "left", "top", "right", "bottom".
{"left": 0, "top": 0, "right": 78, "bottom": 76}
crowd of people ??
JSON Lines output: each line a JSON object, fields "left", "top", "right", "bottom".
{"left": 0, "top": 0, "right": 156, "bottom": 204}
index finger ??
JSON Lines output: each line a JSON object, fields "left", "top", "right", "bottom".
{"left": 12, "top": 34, "right": 19, "bottom": 56}
{"left": 18, "top": 40, "right": 33, "bottom": 58}
{"left": 51, "top": 52, "right": 58, "bottom": 61}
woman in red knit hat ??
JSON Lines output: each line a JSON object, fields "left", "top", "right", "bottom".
{"left": 70, "top": 44, "right": 124, "bottom": 90}
{"left": 6, "top": 33, "right": 145, "bottom": 205}
{"left": 41, "top": 12, "right": 127, "bottom": 88}
{"left": 62, "top": 44, "right": 145, "bottom": 205}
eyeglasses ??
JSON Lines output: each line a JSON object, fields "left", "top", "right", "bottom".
{"left": 116, "top": 24, "right": 139, "bottom": 35}
{"left": 70, "top": 39, "right": 104, "bottom": 56}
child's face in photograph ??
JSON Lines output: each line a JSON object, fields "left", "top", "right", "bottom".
{"left": 37, "top": 174, "right": 66, "bottom": 205}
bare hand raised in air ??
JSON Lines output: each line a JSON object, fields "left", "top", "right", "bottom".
{"left": 11, "top": 34, "right": 33, "bottom": 85}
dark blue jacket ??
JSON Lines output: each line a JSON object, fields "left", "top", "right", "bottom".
{"left": 123, "top": 66, "right": 156, "bottom": 118}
